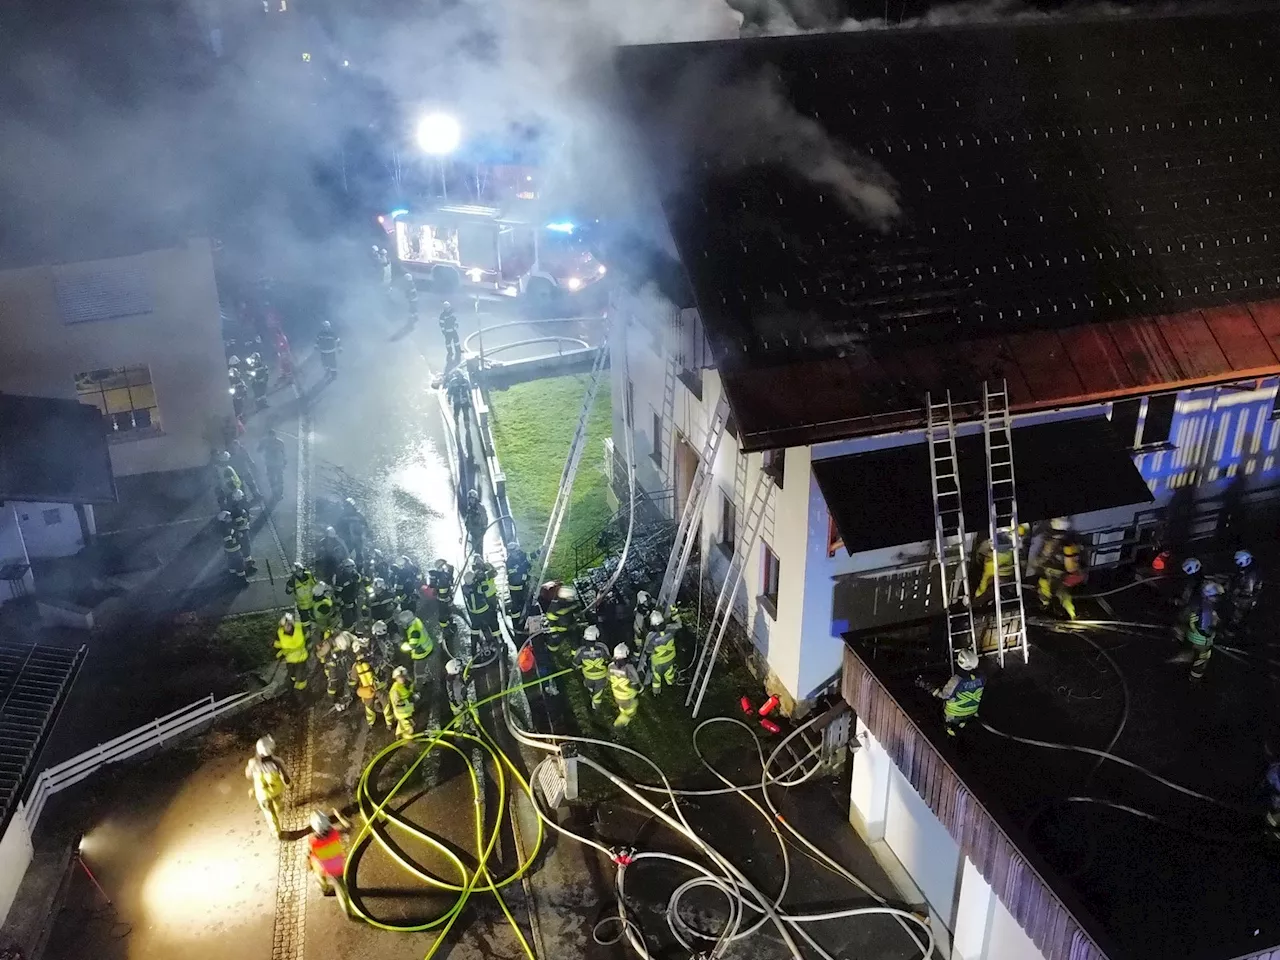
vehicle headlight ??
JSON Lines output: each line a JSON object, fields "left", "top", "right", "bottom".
{"left": 567, "top": 277, "right": 583, "bottom": 291}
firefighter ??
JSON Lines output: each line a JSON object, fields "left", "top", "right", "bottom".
{"left": 369, "top": 618, "right": 392, "bottom": 663}
{"left": 315, "top": 526, "right": 349, "bottom": 584}
{"left": 323, "top": 631, "right": 354, "bottom": 706}
{"left": 608, "top": 643, "right": 642, "bottom": 728}
{"left": 307, "top": 810, "right": 351, "bottom": 906}
{"left": 918, "top": 649, "right": 986, "bottom": 736}
{"left": 430, "top": 559, "right": 457, "bottom": 636}
{"left": 214, "top": 450, "right": 242, "bottom": 507}
{"left": 223, "top": 521, "right": 247, "bottom": 578}
{"left": 472, "top": 557, "right": 499, "bottom": 636}
{"left": 1170, "top": 581, "right": 1222, "bottom": 681}
{"left": 462, "top": 570, "right": 497, "bottom": 655}
{"left": 463, "top": 489, "right": 487, "bottom": 553}
{"left": 395, "top": 609, "right": 434, "bottom": 682}
{"left": 439, "top": 301, "right": 460, "bottom": 362}
{"left": 258, "top": 428, "right": 287, "bottom": 501}
{"left": 1036, "top": 518, "right": 1082, "bottom": 620}
{"left": 973, "top": 534, "right": 1017, "bottom": 600}
{"left": 336, "top": 498, "right": 369, "bottom": 569}
{"left": 392, "top": 555, "right": 422, "bottom": 611}
{"left": 1178, "top": 557, "right": 1205, "bottom": 609}
{"left": 247, "top": 352, "right": 270, "bottom": 409}
{"left": 404, "top": 272, "right": 419, "bottom": 323}
{"left": 316, "top": 321, "right": 340, "bottom": 378}
{"left": 311, "top": 582, "right": 336, "bottom": 640}
{"left": 505, "top": 543, "right": 533, "bottom": 616}
{"left": 388, "top": 666, "right": 417, "bottom": 738}
{"left": 1225, "top": 549, "right": 1262, "bottom": 634}
{"left": 643, "top": 610, "right": 678, "bottom": 695}
{"left": 275, "top": 611, "right": 310, "bottom": 691}
{"left": 445, "top": 657, "right": 468, "bottom": 718}
{"left": 364, "top": 548, "right": 392, "bottom": 586}
{"left": 334, "top": 558, "right": 361, "bottom": 627}
{"left": 544, "top": 583, "right": 584, "bottom": 655}
{"left": 573, "top": 625, "right": 611, "bottom": 710}
{"left": 349, "top": 636, "right": 393, "bottom": 729}
{"left": 229, "top": 489, "right": 256, "bottom": 574}
{"left": 632, "top": 591, "right": 655, "bottom": 644}
{"left": 229, "top": 364, "right": 250, "bottom": 419}
{"left": 245, "top": 735, "right": 291, "bottom": 837}
{"left": 367, "top": 577, "right": 398, "bottom": 625}
{"left": 445, "top": 368, "right": 471, "bottom": 413}
{"left": 287, "top": 561, "right": 317, "bottom": 626}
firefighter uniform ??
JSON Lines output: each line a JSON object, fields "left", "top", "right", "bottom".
{"left": 573, "top": 639, "right": 611, "bottom": 709}
{"left": 287, "top": 566, "right": 317, "bottom": 624}
{"left": 544, "top": 588, "right": 583, "bottom": 653}
{"left": 367, "top": 578, "right": 398, "bottom": 624}
{"left": 312, "top": 589, "right": 336, "bottom": 639}
{"left": 1038, "top": 539, "right": 1083, "bottom": 620}
{"left": 308, "top": 823, "right": 347, "bottom": 900}
{"left": 464, "top": 576, "right": 497, "bottom": 647}
{"left": 439, "top": 304, "right": 460, "bottom": 359}
{"left": 644, "top": 626, "right": 678, "bottom": 694}
{"left": 397, "top": 612, "right": 434, "bottom": 676}
{"left": 924, "top": 664, "right": 985, "bottom": 736}
{"left": 1173, "top": 596, "right": 1221, "bottom": 681}
{"left": 431, "top": 562, "right": 457, "bottom": 634}
{"left": 245, "top": 755, "right": 290, "bottom": 836}
{"left": 334, "top": 563, "right": 361, "bottom": 627}
{"left": 323, "top": 633, "right": 353, "bottom": 702}
{"left": 349, "top": 653, "right": 392, "bottom": 728}
{"left": 275, "top": 617, "right": 310, "bottom": 690}
{"left": 974, "top": 538, "right": 1015, "bottom": 599}
{"left": 608, "top": 654, "right": 642, "bottom": 728}
{"left": 223, "top": 529, "right": 247, "bottom": 577}
{"left": 389, "top": 673, "right": 416, "bottom": 738}
{"left": 506, "top": 546, "right": 531, "bottom": 615}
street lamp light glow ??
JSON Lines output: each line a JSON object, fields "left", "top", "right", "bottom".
{"left": 416, "top": 113, "right": 461, "bottom": 156}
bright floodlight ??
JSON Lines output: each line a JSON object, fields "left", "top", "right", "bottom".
{"left": 416, "top": 113, "right": 461, "bottom": 155}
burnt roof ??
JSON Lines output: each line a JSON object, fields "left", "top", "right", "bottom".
{"left": 618, "top": 10, "right": 1280, "bottom": 448}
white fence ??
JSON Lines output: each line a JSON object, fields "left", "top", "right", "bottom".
{"left": 23, "top": 687, "right": 264, "bottom": 832}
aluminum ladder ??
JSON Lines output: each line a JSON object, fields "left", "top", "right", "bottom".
{"left": 520, "top": 338, "right": 610, "bottom": 619}
{"left": 982, "top": 380, "right": 1029, "bottom": 665}
{"left": 657, "top": 393, "right": 730, "bottom": 607}
{"left": 687, "top": 465, "right": 770, "bottom": 718}
{"left": 925, "top": 391, "right": 977, "bottom": 664}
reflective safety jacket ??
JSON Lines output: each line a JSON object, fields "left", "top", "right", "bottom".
{"left": 939, "top": 671, "right": 985, "bottom": 720}
{"left": 573, "top": 641, "right": 611, "bottom": 681}
{"left": 646, "top": 629, "right": 677, "bottom": 668}
{"left": 1186, "top": 606, "right": 1219, "bottom": 647}
{"left": 608, "top": 661, "right": 641, "bottom": 702}
{"left": 464, "top": 582, "right": 490, "bottom": 617}
{"left": 313, "top": 595, "right": 335, "bottom": 627}
{"left": 368, "top": 588, "right": 397, "bottom": 622}
{"left": 545, "top": 597, "right": 582, "bottom": 635}
{"left": 430, "top": 566, "right": 456, "bottom": 603}
{"left": 349, "top": 656, "right": 384, "bottom": 699}
{"left": 276, "top": 622, "right": 308, "bottom": 663}
{"left": 246, "top": 756, "right": 288, "bottom": 798}
{"left": 389, "top": 679, "right": 415, "bottom": 719}
{"left": 334, "top": 569, "right": 360, "bottom": 605}
{"left": 223, "top": 531, "right": 242, "bottom": 555}
{"left": 308, "top": 828, "right": 345, "bottom": 877}
{"left": 287, "top": 571, "right": 317, "bottom": 609}
{"left": 218, "top": 464, "right": 242, "bottom": 494}
{"left": 475, "top": 563, "right": 498, "bottom": 601}
{"left": 507, "top": 552, "right": 529, "bottom": 589}
{"left": 401, "top": 617, "right": 433, "bottom": 660}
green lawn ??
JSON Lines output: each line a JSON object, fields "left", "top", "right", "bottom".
{"left": 489, "top": 374, "right": 613, "bottom": 581}
{"left": 172, "top": 609, "right": 282, "bottom": 673}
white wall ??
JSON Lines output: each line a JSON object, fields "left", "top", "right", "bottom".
{"left": 14, "top": 502, "right": 91, "bottom": 559}
{"left": 0, "top": 802, "right": 35, "bottom": 926}
{"left": 0, "top": 503, "right": 34, "bottom": 605}
{"left": 850, "top": 721, "right": 1048, "bottom": 960}
{"left": 0, "top": 238, "right": 232, "bottom": 476}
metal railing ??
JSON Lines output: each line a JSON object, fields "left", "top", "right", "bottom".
{"left": 23, "top": 687, "right": 266, "bottom": 832}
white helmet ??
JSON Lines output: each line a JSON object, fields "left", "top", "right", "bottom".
{"left": 309, "top": 811, "right": 332, "bottom": 835}
{"left": 1182, "top": 557, "right": 1202, "bottom": 576}
{"left": 1235, "top": 550, "right": 1254, "bottom": 568}
{"left": 280, "top": 612, "right": 294, "bottom": 628}
{"left": 636, "top": 590, "right": 651, "bottom": 607}
{"left": 351, "top": 636, "right": 369, "bottom": 656}
{"left": 392, "top": 665, "right": 409, "bottom": 681}
{"left": 1049, "top": 517, "right": 1071, "bottom": 532}
{"left": 558, "top": 584, "right": 579, "bottom": 602}
{"left": 583, "top": 625, "right": 600, "bottom": 644}
{"left": 255, "top": 735, "right": 276, "bottom": 757}
{"left": 371, "top": 620, "right": 388, "bottom": 637}
{"left": 463, "top": 570, "right": 475, "bottom": 585}
{"left": 446, "top": 658, "right": 463, "bottom": 676}
{"left": 325, "top": 526, "right": 337, "bottom": 537}
{"left": 649, "top": 610, "right": 664, "bottom": 628}
{"left": 613, "top": 643, "right": 630, "bottom": 660}
{"left": 216, "top": 450, "right": 232, "bottom": 463}
{"left": 313, "top": 582, "right": 330, "bottom": 598}
{"left": 227, "top": 355, "right": 241, "bottom": 367}
{"left": 231, "top": 488, "right": 245, "bottom": 502}
{"left": 956, "top": 649, "right": 979, "bottom": 671}
{"left": 395, "top": 609, "right": 415, "bottom": 627}
{"left": 1202, "top": 581, "right": 1223, "bottom": 599}
{"left": 442, "top": 301, "right": 452, "bottom": 310}
{"left": 218, "top": 510, "right": 232, "bottom": 522}
{"left": 332, "top": 632, "right": 352, "bottom": 652}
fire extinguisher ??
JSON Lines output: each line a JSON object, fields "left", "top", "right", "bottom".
{"left": 758, "top": 695, "right": 779, "bottom": 717}
{"left": 759, "top": 718, "right": 781, "bottom": 735}
{"left": 739, "top": 696, "right": 754, "bottom": 715}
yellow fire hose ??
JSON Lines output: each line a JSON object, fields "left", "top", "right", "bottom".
{"left": 342, "top": 668, "right": 572, "bottom": 959}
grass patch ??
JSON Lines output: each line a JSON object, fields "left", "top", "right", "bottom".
{"left": 173, "top": 610, "right": 282, "bottom": 673}
{"left": 489, "top": 374, "right": 613, "bottom": 581}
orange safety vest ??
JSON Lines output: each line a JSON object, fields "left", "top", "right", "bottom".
{"left": 308, "top": 829, "right": 345, "bottom": 877}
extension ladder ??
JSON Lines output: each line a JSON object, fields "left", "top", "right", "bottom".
{"left": 520, "top": 338, "right": 610, "bottom": 618}
{"left": 925, "top": 391, "right": 977, "bottom": 665}
{"left": 982, "top": 380, "right": 1029, "bottom": 665}
{"left": 687, "top": 465, "right": 771, "bottom": 717}
{"left": 657, "top": 393, "right": 730, "bottom": 607}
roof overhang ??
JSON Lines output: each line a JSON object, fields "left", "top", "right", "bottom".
{"left": 814, "top": 417, "right": 1153, "bottom": 555}
{"left": 0, "top": 394, "right": 117, "bottom": 504}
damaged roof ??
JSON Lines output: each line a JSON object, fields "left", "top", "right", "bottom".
{"left": 618, "top": 10, "right": 1280, "bottom": 449}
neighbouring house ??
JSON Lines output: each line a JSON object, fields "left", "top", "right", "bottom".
{"left": 616, "top": 11, "right": 1280, "bottom": 960}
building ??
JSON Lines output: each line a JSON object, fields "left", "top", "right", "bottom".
{"left": 0, "top": 238, "right": 233, "bottom": 481}
{"left": 616, "top": 10, "right": 1280, "bottom": 960}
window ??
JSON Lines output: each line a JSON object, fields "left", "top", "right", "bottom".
{"left": 75, "top": 365, "right": 160, "bottom": 437}
{"left": 42, "top": 508, "right": 62, "bottom": 526}
{"left": 828, "top": 513, "right": 845, "bottom": 557}
{"left": 760, "top": 542, "right": 780, "bottom": 616}
{"left": 625, "top": 379, "right": 635, "bottom": 428}
{"left": 720, "top": 491, "right": 737, "bottom": 555}
{"left": 56, "top": 268, "right": 151, "bottom": 324}
{"left": 762, "top": 448, "right": 785, "bottom": 488}
{"left": 651, "top": 410, "right": 663, "bottom": 469}
{"left": 1110, "top": 398, "right": 1141, "bottom": 447}
{"left": 1140, "top": 394, "right": 1177, "bottom": 447}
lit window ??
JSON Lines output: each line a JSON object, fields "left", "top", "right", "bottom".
{"left": 75, "top": 365, "right": 160, "bottom": 437}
